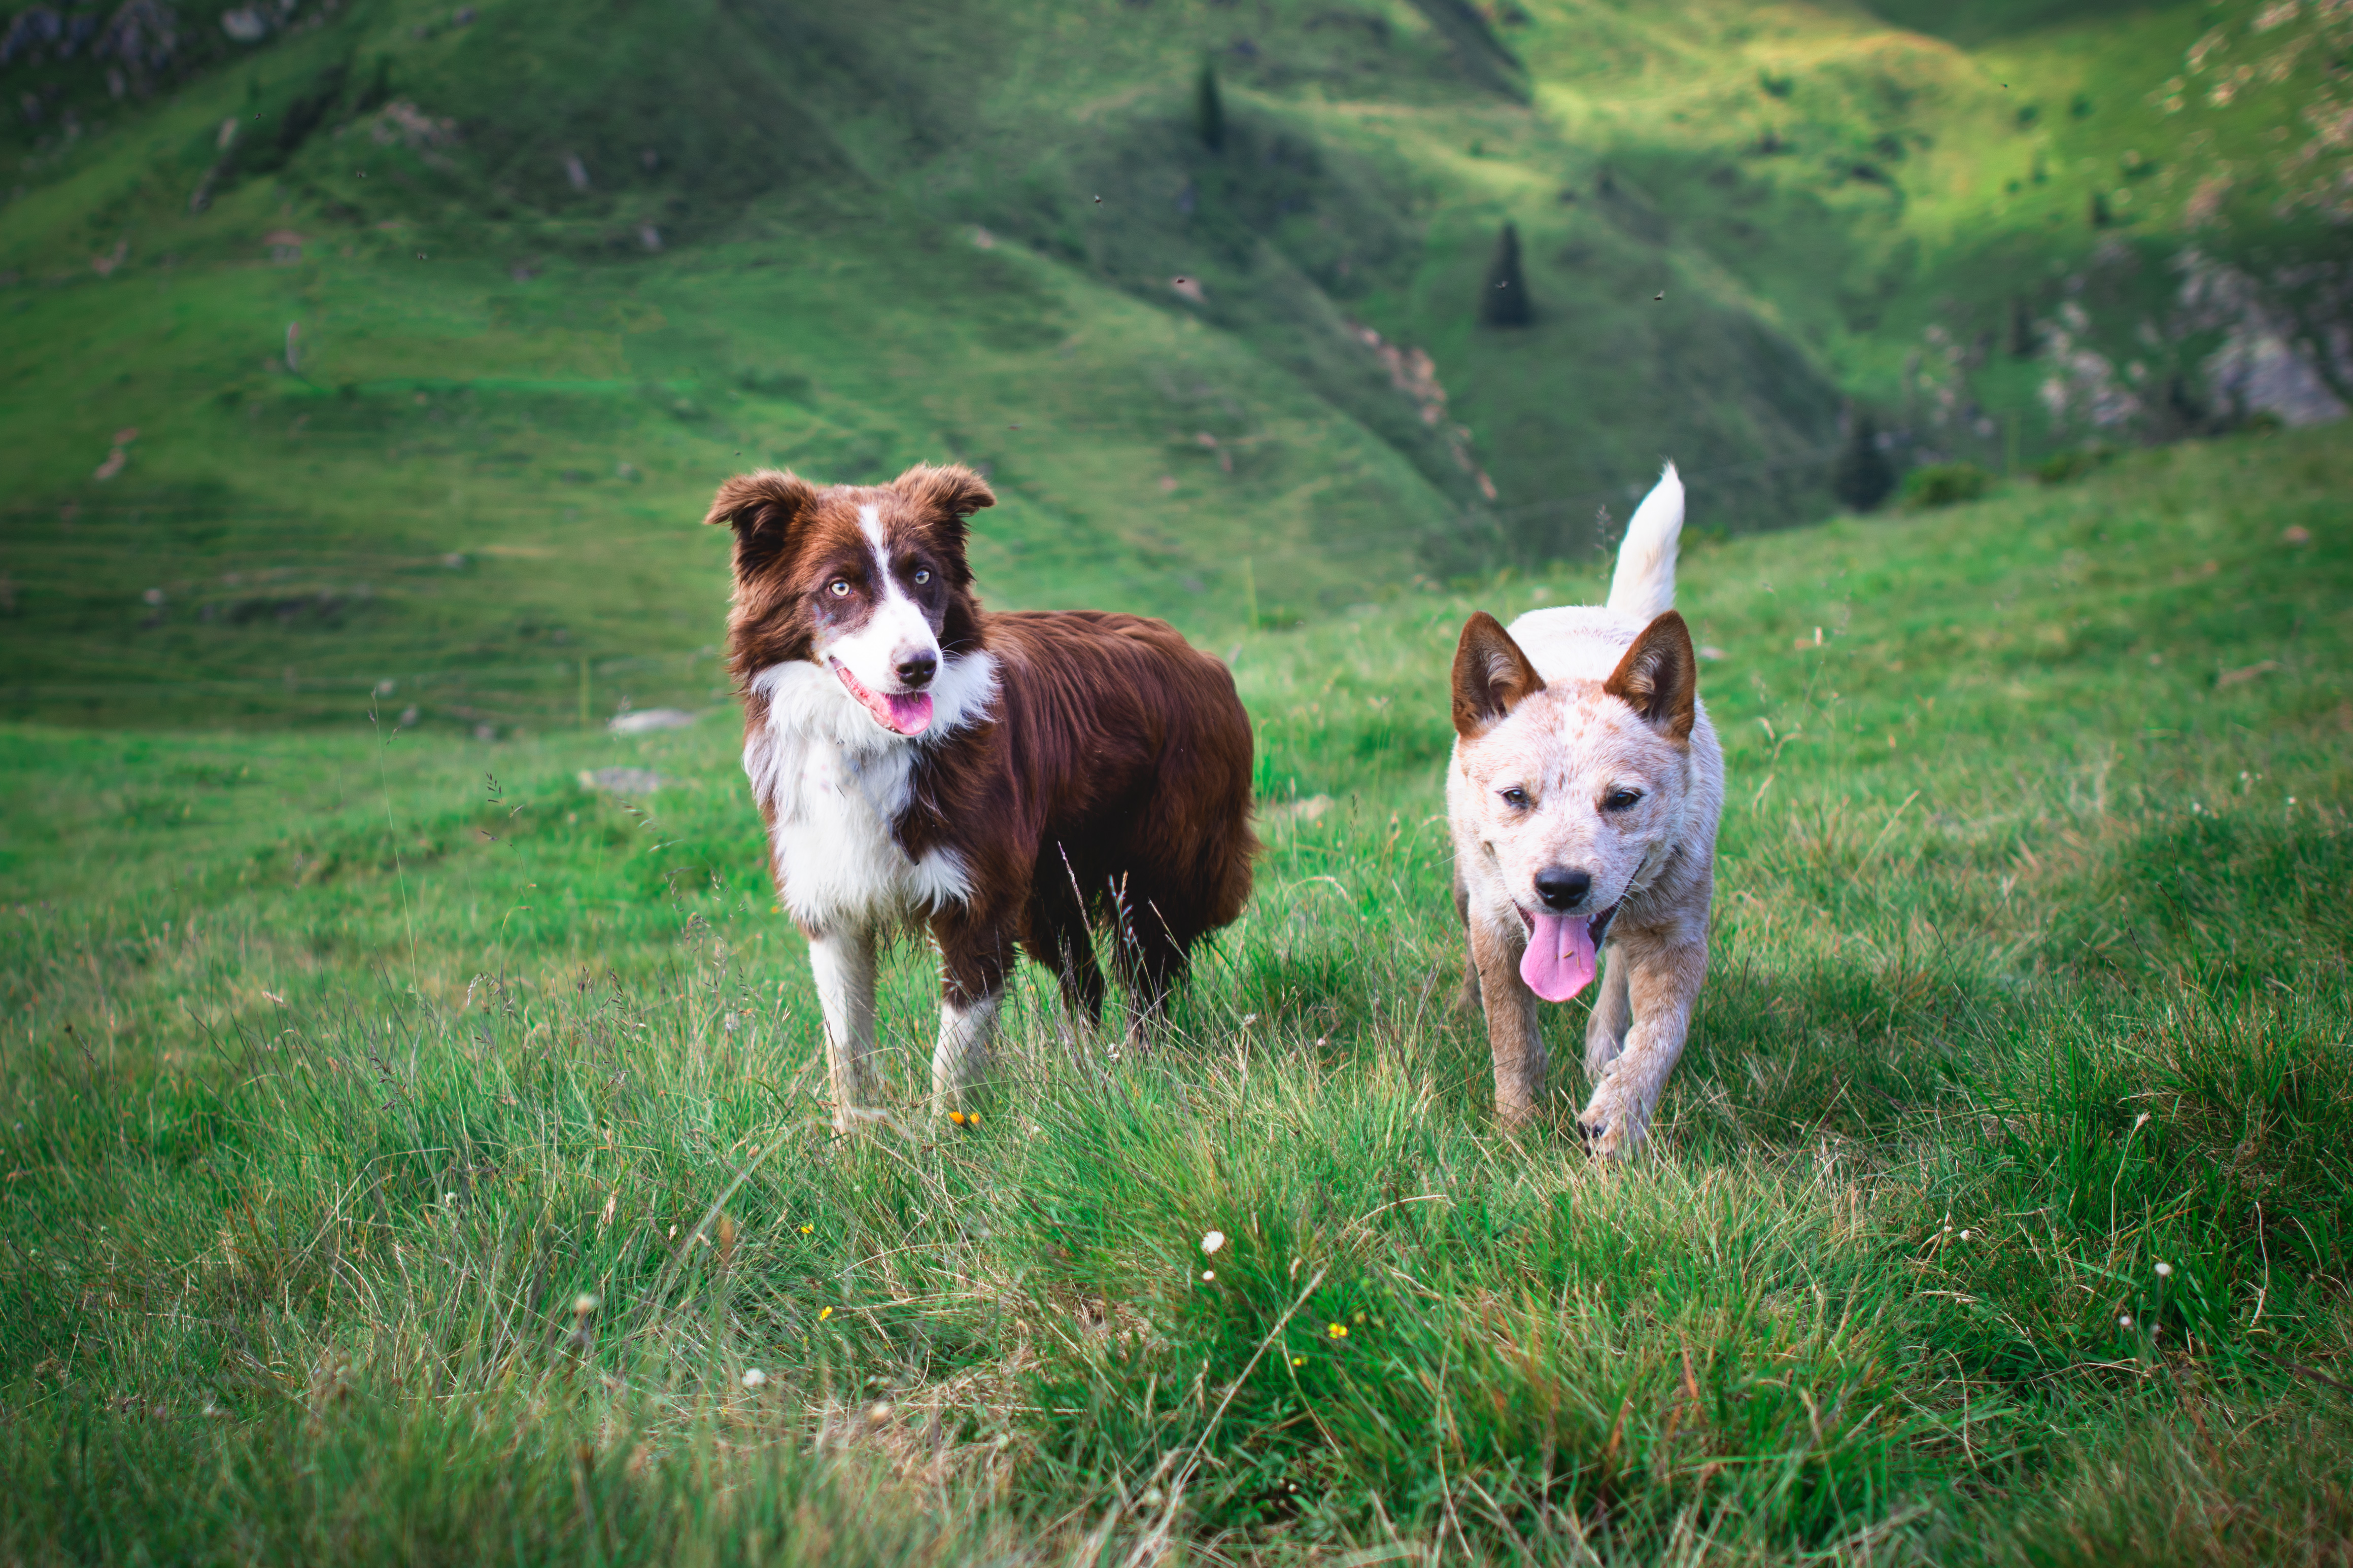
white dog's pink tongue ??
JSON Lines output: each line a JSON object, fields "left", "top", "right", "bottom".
{"left": 1521, "top": 912, "right": 1597, "bottom": 1003}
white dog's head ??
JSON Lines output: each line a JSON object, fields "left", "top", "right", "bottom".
{"left": 1450, "top": 609, "right": 1700, "bottom": 1000}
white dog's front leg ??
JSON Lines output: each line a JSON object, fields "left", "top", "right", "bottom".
{"left": 1584, "top": 948, "right": 1631, "bottom": 1077}
{"left": 805, "top": 926, "right": 880, "bottom": 1132}
{"left": 1469, "top": 913, "right": 1547, "bottom": 1129}
{"left": 931, "top": 991, "right": 1001, "bottom": 1114}
{"left": 1578, "top": 935, "right": 1705, "bottom": 1159}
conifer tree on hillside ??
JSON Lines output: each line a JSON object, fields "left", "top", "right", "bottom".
{"left": 1481, "top": 222, "right": 1531, "bottom": 327}
{"left": 2007, "top": 295, "right": 2038, "bottom": 358}
{"left": 1832, "top": 411, "right": 1896, "bottom": 512}
{"left": 1196, "top": 60, "right": 1224, "bottom": 153}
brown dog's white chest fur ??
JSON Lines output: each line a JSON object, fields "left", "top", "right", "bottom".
{"left": 1446, "top": 467, "right": 1724, "bottom": 1154}
{"left": 742, "top": 652, "right": 999, "bottom": 927}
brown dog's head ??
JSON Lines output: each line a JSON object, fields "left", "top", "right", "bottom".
{"left": 1450, "top": 609, "right": 1699, "bottom": 994}
{"left": 704, "top": 464, "right": 994, "bottom": 737}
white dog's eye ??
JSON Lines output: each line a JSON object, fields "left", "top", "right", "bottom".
{"left": 1501, "top": 787, "right": 1530, "bottom": 809}
{"left": 828, "top": 579, "right": 852, "bottom": 598}
{"left": 1605, "top": 788, "right": 1644, "bottom": 811}
{"left": 912, "top": 568, "right": 931, "bottom": 585}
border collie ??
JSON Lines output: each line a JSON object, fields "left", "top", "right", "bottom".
{"left": 704, "top": 463, "right": 1257, "bottom": 1127}
{"left": 1446, "top": 465, "right": 1724, "bottom": 1154}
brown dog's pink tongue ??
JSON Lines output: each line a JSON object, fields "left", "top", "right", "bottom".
{"left": 835, "top": 659, "right": 934, "bottom": 737}
{"left": 884, "top": 691, "right": 933, "bottom": 736}
{"left": 1520, "top": 912, "right": 1597, "bottom": 1003}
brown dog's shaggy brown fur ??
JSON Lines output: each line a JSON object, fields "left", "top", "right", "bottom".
{"left": 705, "top": 463, "right": 1255, "bottom": 1124}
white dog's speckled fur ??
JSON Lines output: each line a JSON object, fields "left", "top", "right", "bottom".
{"left": 1447, "top": 465, "right": 1724, "bottom": 1154}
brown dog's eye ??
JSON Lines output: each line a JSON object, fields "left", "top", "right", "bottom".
{"left": 1605, "top": 788, "right": 1643, "bottom": 811}
{"left": 828, "top": 580, "right": 852, "bottom": 598}
{"left": 912, "top": 568, "right": 931, "bottom": 585}
{"left": 1501, "top": 787, "right": 1530, "bottom": 809}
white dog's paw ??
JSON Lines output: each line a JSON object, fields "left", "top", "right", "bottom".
{"left": 1583, "top": 1033, "right": 1627, "bottom": 1079}
{"left": 1576, "top": 1080, "right": 1651, "bottom": 1160}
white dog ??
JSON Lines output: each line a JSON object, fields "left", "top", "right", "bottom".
{"left": 1446, "top": 465, "right": 1723, "bottom": 1154}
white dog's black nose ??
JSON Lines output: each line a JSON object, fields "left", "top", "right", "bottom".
{"left": 896, "top": 651, "right": 938, "bottom": 689}
{"left": 1534, "top": 867, "right": 1591, "bottom": 911}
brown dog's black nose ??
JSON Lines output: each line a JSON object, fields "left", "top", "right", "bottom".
{"left": 896, "top": 651, "right": 938, "bottom": 689}
{"left": 1534, "top": 867, "right": 1591, "bottom": 911}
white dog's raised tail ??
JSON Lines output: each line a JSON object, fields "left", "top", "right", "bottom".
{"left": 1605, "top": 462, "right": 1684, "bottom": 623}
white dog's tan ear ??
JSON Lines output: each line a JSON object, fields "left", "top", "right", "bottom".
{"left": 1452, "top": 612, "right": 1546, "bottom": 738}
{"left": 703, "top": 470, "right": 818, "bottom": 577}
{"left": 1604, "top": 610, "right": 1698, "bottom": 741}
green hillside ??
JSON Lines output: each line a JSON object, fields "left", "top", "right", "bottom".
{"left": 4, "top": 0, "right": 2352, "bottom": 1546}
{"left": 5, "top": 431, "right": 2349, "bottom": 1562}
{"left": 4, "top": 0, "right": 2349, "bottom": 729}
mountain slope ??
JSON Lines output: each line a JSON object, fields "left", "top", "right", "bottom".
{"left": 0, "top": 0, "right": 2346, "bottom": 727}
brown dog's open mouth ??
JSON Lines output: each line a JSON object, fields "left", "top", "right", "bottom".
{"left": 830, "top": 658, "right": 934, "bottom": 736}
{"left": 1515, "top": 900, "right": 1619, "bottom": 1003}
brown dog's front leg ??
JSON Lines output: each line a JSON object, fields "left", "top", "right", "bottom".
{"left": 1468, "top": 915, "right": 1546, "bottom": 1128}
{"left": 929, "top": 905, "right": 1015, "bottom": 1117}
{"left": 803, "top": 923, "right": 880, "bottom": 1133}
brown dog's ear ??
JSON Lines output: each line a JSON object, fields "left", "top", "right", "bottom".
{"left": 1603, "top": 610, "right": 1698, "bottom": 742}
{"left": 1452, "top": 612, "right": 1546, "bottom": 739}
{"left": 891, "top": 464, "right": 994, "bottom": 585}
{"left": 702, "top": 470, "right": 817, "bottom": 577}
{"left": 893, "top": 462, "right": 995, "bottom": 519}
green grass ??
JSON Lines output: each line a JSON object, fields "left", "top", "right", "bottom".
{"left": 5, "top": 0, "right": 2351, "bottom": 1556}
{"left": 6, "top": 429, "right": 2351, "bottom": 1563}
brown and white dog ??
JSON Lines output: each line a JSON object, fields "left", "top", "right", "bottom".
{"left": 704, "top": 463, "right": 1256, "bottom": 1127}
{"left": 1447, "top": 465, "right": 1723, "bottom": 1155}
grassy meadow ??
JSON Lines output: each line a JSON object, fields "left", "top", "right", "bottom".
{"left": 6, "top": 427, "right": 2351, "bottom": 1563}
{"left": 6, "top": 0, "right": 2353, "bottom": 1559}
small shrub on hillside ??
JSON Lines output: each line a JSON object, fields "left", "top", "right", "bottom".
{"left": 1480, "top": 222, "right": 1531, "bottom": 327}
{"left": 1901, "top": 461, "right": 1991, "bottom": 510}
{"left": 1831, "top": 412, "right": 1895, "bottom": 511}
{"left": 2035, "top": 445, "right": 2115, "bottom": 485}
